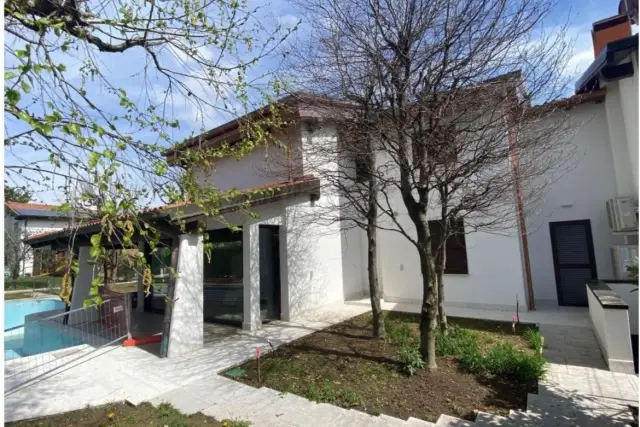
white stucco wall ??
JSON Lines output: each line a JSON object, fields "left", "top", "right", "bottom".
{"left": 608, "top": 282, "right": 639, "bottom": 336}
{"left": 194, "top": 128, "right": 301, "bottom": 191}
{"left": 527, "top": 103, "right": 620, "bottom": 305}
{"left": 604, "top": 83, "right": 637, "bottom": 197}
{"left": 618, "top": 53, "right": 639, "bottom": 196}
{"left": 587, "top": 285, "right": 635, "bottom": 373}
{"left": 377, "top": 217, "right": 527, "bottom": 310}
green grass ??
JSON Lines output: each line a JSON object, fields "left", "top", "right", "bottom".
{"left": 524, "top": 328, "right": 544, "bottom": 355}
{"left": 6, "top": 402, "right": 250, "bottom": 426}
{"left": 4, "top": 292, "right": 37, "bottom": 301}
{"left": 437, "top": 324, "right": 546, "bottom": 382}
{"left": 387, "top": 314, "right": 546, "bottom": 382}
{"left": 5, "top": 276, "right": 61, "bottom": 290}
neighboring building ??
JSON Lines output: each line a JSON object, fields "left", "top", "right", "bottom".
{"left": 24, "top": 14, "right": 638, "bottom": 358}
{"left": 4, "top": 202, "right": 73, "bottom": 276}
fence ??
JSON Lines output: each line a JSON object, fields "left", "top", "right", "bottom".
{"left": 4, "top": 298, "right": 128, "bottom": 394}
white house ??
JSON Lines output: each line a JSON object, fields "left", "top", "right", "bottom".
{"left": 5, "top": 202, "right": 74, "bottom": 276}
{"left": 24, "top": 14, "right": 638, "bottom": 358}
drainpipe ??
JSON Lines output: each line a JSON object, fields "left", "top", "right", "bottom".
{"left": 507, "top": 123, "right": 536, "bottom": 311}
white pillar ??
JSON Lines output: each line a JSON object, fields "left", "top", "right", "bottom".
{"left": 68, "top": 246, "right": 96, "bottom": 325}
{"left": 136, "top": 240, "right": 145, "bottom": 313}
{"left": 167, "top": 233, "right": 204, "bottom": 357}
{"left": 243, "top": 222, "right": 261, "bottom": 331}
{"left": 279, "top": 208, "right": 291, "bottom": 322}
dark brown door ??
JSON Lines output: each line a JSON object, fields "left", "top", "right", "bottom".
{"left": 549, "top": 220, "right": 598, "bottom": 306}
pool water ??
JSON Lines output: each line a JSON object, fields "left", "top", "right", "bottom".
{"left": 5, "top": 298, "right": 65, "bottom": 329}
{"left": 4, "top": 298, "right": 78, "bottom": 360}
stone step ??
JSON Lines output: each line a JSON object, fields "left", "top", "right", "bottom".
{"left": 435, "top": 414, "right": 474, "bottom": 426}
{"left": 406, "top": 416, "right": 437, "bottom": 426}
{"left": 347, "top": 410, "right": 392, "bottom": 427}
{"left": 378, "top": 413, "right": 410, "bottom": 426}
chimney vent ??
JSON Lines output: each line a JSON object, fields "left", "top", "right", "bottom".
{"left": 592, "top": 14, "right": 632, "bottom": 57}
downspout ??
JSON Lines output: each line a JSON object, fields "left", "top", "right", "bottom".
{"left": 506, "top": 122, "right": 536, "bottom": 311}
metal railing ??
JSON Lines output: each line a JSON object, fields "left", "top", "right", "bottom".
{"left": 4, "top": 298, "right": 128, "bottom": 394}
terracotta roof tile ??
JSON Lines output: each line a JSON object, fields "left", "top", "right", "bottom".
{"left": 24, "top": 175, "right": 317, "bottom": 244}
{"left": 6, "top": 201, "right": 59, "bottom": 211}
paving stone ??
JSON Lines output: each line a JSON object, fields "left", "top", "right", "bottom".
{"left": 378, "top": 413, "right": 408, "bottom": 426}
{"left": 435, "top": 414, "right": 474, "bottom": 426}
{"left": 473, "top": 411, "right": 509, "bottom": 426}
{"left": 149, "top": 392, "right": 210, "bottom": 415}
{"left": 406, "top": 417, "right": 437, "bottom": 427}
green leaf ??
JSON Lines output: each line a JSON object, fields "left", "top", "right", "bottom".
{"left": 90, "top": 233, "right": 101, "bottom": 247}
{"left": 6, "top": 88, "right": 20, "bottom": 105}
{"left": 20, "top": 81, "right": 30, "bottom": 94}
{"left": 88, "top": 152, "right": 100, "bottom": 168}
{"left": 5, "top": 72, "right": 16, "bottom": 80}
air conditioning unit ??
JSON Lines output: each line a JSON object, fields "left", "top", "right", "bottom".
{"left": 610, "top": 245, "right": 639, "bottom": 279}
{"left": 606, "top": 197, "right": 638, "bottom": 232}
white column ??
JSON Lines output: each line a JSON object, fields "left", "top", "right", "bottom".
{"left": 243, "top": 222, "right": 261, "bottom": 331}
{"left": 136, "top": 240, "right": 145, "bottom": 313}
{"left": 68, "top": 246, "right": 96, "bottom": 325}
{"left": 279, "top": 209, "right": 291, "bottom": 322}
{"left": 167, "top": 233, "right": 204, "bottom": 358}
{"left": 69, "top": 246, "right": 92, "bottom": 308}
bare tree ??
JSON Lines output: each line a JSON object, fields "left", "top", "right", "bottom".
{"left": 5, "top": 226, "right": 32, "bottom": 279}
{"left": 289, "top": 0, "right": 576, "bottom": 367}
{"left": 279, "top": 65, "right": 390, "bottom": 336}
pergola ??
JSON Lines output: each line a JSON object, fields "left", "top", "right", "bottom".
{"left": 24, "top": 176, "right": 321, "bottom": 357}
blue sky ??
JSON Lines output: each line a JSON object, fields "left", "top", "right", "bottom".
{"left": 3, "top": 0, "right": 631, "bottom": 204}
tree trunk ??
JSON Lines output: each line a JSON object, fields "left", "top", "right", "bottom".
{"left": 437, "top": 268, "right": 447, "bottom": 334}
{"left": 367, "top": 218, "right": 385, "bottom": 338}
{"left": 415, "top": 218, "right": 438, "bottom": 369}
{"left": 366, "top": 131, "right": 385, "bottom": 339}
{"left": 437, "top": 192, "right": 449, "bottom": 333}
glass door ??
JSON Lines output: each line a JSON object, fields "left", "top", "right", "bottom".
{"left": 259, "top": 225, "right": 281, "bottom": 322}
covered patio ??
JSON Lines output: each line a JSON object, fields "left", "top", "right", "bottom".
{"left": 24, "top": 176, "right": 321, "bottom": 358}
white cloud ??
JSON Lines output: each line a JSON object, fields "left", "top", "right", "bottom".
{"left": 561, "top": 25, "right": 595, "bottom": 79}
{"left": 565, "top": 48, "right": 594, "bottom": 77}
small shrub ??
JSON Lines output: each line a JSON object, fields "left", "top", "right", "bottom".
{"left": 305, "top": 382, "right": 337, "bottom": 403}
{"left": 436, "top": 325, "right": 478, "bottom": 357}
{"left": 524, "top": 328, "right": 544, "bottom": 355}
{"left": 398, "top": 344, "right": 425, "bottom": 376}
{"left": 385, "top": 319, "right": 417, "bottom": 347}
{"left": 457, "top": 343, "right": 485, "bottom": 374}
{"left": 483, "top": 343, "right": 546, "bottom": 382}
{"left": 157, "top": 403, "right": 180, "bottom": 418}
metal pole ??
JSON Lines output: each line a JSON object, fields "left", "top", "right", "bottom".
{"left": 124, "top": 292, "right": 132, "bottom": 340}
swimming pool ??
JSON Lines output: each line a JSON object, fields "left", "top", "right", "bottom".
{"left": 5, "top": 298, "right": 65, "bottom": 329}
{"left": 4, "top": 298, "right": 78, "bottom": 360}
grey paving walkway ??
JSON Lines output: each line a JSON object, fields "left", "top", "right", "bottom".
{"left": 540, "top": 323, "right": 608, "bottom": 369}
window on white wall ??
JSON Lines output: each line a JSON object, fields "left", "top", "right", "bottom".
{"left": 428, "top": 219, "right": 468, "bottom": 274}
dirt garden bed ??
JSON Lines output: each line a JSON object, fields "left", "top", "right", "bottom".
{"left": 225, "top": 311, "right": 544, "bottom": 423}
{"left": 7, "top": 402, "right": 248, "bottom": 427}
